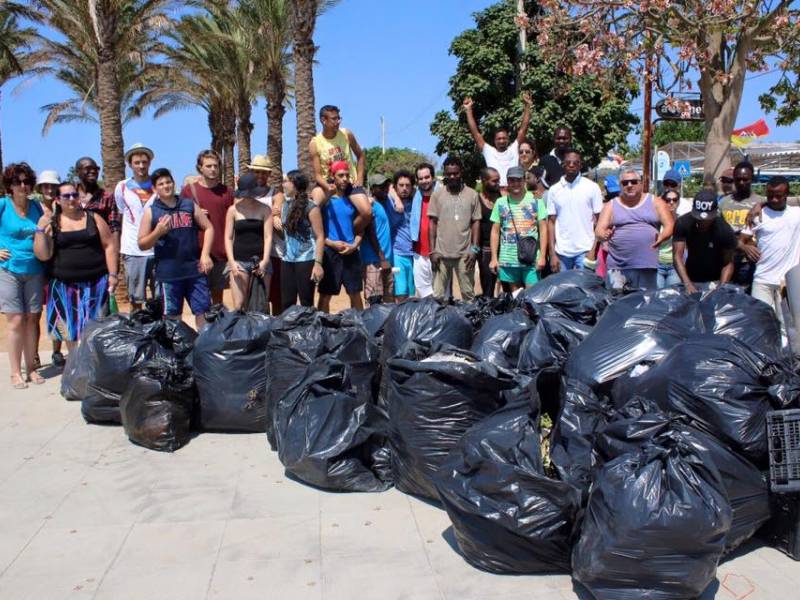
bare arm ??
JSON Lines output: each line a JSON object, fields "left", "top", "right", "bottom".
{"left": 261, "top": 207, "right": 273, "bottom": 268}
{"left": 672, "top": 239, "right": 695, "bottom": 292}
{"left": 224, "top": 206, "right": 237, "bottom": 265}
{"left": 720, "top": 249, "right": 735, "bottom": 284}
{"left": 516, "top": 92, "right": 532, "bottom": 144}
{"left": 271, "top": 190, "right": 285, "bottom": 237}
{"left": 309, "top": 138, "right": 330, "bottom": 192}
{"left": 652, "top": 198, "right": 675, "bottom": 247}
{"left": 537, "top": 215, "right": 548, "bottom": 270}
{"left": 347, "top": 130, "right": 366, "bottom": 187}
{"left": 490, "top": 222, "right": 500, "bottom": 268}
{"left": 594, "top": 202, "right": 614, "bottom": 241}
{"left": 349, "top": 190, "right": 373, "bottom": 234}
{"left": 309, "top": 206, "right": 325, "bottom": 280}
{"left": 471, "top": 218, "right": 480, "bottom": 248}
{"left": 33, "top": 213, "right": 53, "bottom": 261}
{"left": 463, "top": 98, "right": 485, "bottom": 150}
{"left": 548, "top": 215, "right": 559, "bottom": 269}
{"left": 429, "top": 217, "right": 438, "bottom": 254}
{"left": 194, "top": 203, "right": 214, "bottom": 274}
{"left": 137, "top": 207, "right": 163, "bottom": 251}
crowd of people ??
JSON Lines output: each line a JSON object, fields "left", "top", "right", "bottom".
{"left": 1, "top": 101, "right": 798, "bottom": 388}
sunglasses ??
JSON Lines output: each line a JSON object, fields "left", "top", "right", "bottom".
{"left": 664, "top": 197, "right": 680, "bottom": 204}
{"left": 719, "top": 177, "right": 733, "bottom": 184}
{"left": 13, "top": 178, "right": 34, "bottom": 187}
{"left": 621, "top": 179, "right": 640, "bottom": 186}
{"left": 59, "top": 192, "right": 80, "bottom": 200}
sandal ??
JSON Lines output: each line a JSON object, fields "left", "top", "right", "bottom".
{"left": 11, "top": 375, "right": 28, "bottom": 389}
{"left": 27, "top": 371, "right": 45, "bottom": 385}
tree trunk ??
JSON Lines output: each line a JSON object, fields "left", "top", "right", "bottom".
{"left": 237, "top": 99, "right": 253, "bottom": 175}
{"left": 223, "top": 141, "right": 236, "bottom": 186}
{"left": 699, "top": 33, "right": 750, "bottom": 181}
{"left": 96, "top": 52, "right": 126, "bottom": 187}
{"left": 289, "top": 0, "right": 317, "bottom": 178}
{"left": 265, "top": 75, "right": 287, "bottom": 183}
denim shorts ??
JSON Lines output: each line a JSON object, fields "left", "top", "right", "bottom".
{"left": 159, "top": 275, "right": 211, "bottom": 316}
{"left": 0, "top": 268, "right": 44, "bottom": 313}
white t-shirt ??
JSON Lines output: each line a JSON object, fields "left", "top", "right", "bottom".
{"left": 546, "top": 175, "right": 604, "bottom": 257}
{"left": 751, "top": 205, "right": 800, "bottom": 285}
{"left": 257, "top": 189, "right": 286, "bottom": 259}
{"left": 482, "top": 140, "right": 519, "bottom": 186}
{"left": 114, "top": 178, "right": 154, "bottom": 257}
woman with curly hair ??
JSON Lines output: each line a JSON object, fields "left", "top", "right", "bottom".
{"left": 0, "top": 163, "right": 46, "bottom": 388}
{"left": 280, "top": 170, "right": 325, "bottom": 309}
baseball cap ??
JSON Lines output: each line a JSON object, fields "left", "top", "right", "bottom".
{"left": 691, "top": 190, "right": 719, "bottom": 221}
{"left": 368, "top": 173, "right": 389, "bottom": 187}
{"left": 235, "top": 172, "right": 269, "bottom": 199}
{"left": 663, "top": 168, "right": 682, "bottom": 184}
{"left": 506, "top": 166, "right": 526, "bottom": 180}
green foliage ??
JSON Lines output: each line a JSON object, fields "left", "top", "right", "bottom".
{"left": 430, "top": 0, "right": 639, "bottom": 183}
{"left": 365, "top": 146, "right": 433, "bottom": 179}
{"left": 652, "top": 120, "right": 705, "bottom": 147}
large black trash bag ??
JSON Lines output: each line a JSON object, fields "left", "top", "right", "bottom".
{"left": 469, "top": 309, "right": 534, "bottom": 369}
{"left": 275, "top": 356, "right": 391, "bottom": 492}
{"left": 613, "top": 334, "right": 800, "bottom": 465}
{"left": 318, "top": 311, "right": 381, "bottom": 403}
{"left": 385, "top": 344, "right": 516, "bottom": 500}
{"left": 193, "top": 309, "right": 272, "bottom": 432}
{"left": 549, "top": 378, "right": 616, "bottom": 495}
{"left": 517, "top": 314, "right": 592, "bottom": 375}
{"left": 572, "top": 439, "right": 732, "bottom": 600}
{"left": 452, "top": 294, "right": 514, "bottom": 330}
{"left": 516, "top": 270, "right": 610, "bottom": 324}
{"left": 436, "top": 403, "right": 581, "bottom": 574}
{"left": 594, "top": 396, "right": 770, "bottom": 553}
{"left": 564, "top": 287, "right": 703, "bottom": 389}
{"left": 700, "top": 284, "right": 784, "bottom": 358}
{"left": 82, "top": 316, "right": 175, "bottom": 424}
{"left": 61, "top": 316, "right": 120, "bottom": 401}
{"left": 357, "top": 302, "right": 397, "bottom": 338}
{"left": 120, "top": 357, "right": 195, "bottom": 452}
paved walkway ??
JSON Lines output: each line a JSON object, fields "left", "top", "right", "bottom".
{"left": 0, "top": 354, "right": 798, "bottom": 600}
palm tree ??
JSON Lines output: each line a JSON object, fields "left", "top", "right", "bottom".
{"left": 35, "top": 1, "right": 174, "bottom": 187}
{"left": 287, "top": 0, "right": 340, "bottom": 176}
{"left": 0, "top": 2, "right": 38, "bottom": 182}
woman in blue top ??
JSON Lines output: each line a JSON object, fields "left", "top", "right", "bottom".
{"left": 280, "top": 170, "right": 325, "bottom": 309}
{"left": 0, "top": 163, "right": 46, "bottom": 388}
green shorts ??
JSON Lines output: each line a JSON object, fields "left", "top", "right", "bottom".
{"left": 498, "top": 265, "right": 539, "bottom": 286}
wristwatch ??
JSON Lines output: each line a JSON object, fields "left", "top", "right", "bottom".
{"left": 470, "top": 245, "right": 480, "bottom": 254}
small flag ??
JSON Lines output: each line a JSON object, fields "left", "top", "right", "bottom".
{"left": 730, "top": 118, "right": 770, "bottom": 148}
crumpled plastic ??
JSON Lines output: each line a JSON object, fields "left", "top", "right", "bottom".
{"left": 516, "top": 270, "right": 610, "bottom": 325}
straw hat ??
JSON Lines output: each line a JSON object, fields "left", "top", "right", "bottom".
{"left": 248, "top": 154, "right": 274, "bottom": 172}
{"left": 124, "top": 142, "right": 154, "bottom": 163}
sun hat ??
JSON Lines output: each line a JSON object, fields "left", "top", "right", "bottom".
{"left": 37, "top": 170, "right": 60, "bottom": 187}
{"left": 124, "top": 143, "right": 154, "bottom": 163}
{"left": 235, "top": 172, "right": 269, "bottom": 199}
{"left": 248, "top": 155, "right": 274, "bottom": 172}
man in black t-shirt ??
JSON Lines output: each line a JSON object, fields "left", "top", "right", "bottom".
{"left": 673, "top": 190, "right": 737, "bottom": 294}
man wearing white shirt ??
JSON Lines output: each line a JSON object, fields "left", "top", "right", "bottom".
{"left": 744, "top": 176, "right": 800, "bottom": 330}
{"left": 463, "top": 93, "right": 532, "bottom": 189}
{"left": 546, "top": 149, "right": 604, "bottom": 271}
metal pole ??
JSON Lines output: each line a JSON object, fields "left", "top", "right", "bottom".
{"left": 642, "top": 53, "right": 654, "bottom": 192}
{"left": 517, "top": 0, "right": 527, "bottom": 93}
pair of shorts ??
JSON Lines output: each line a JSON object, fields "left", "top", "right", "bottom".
{"left": 159, "top": 276, "right": 211, "bottom": 316}
{"left": 393, "top": 254, "right": 415, "bottom": 297}
{"left": 223, "top": 260, "right": 273, "bottom": 278}
{"left": 363, "top": 264, "right": 395, "bottom": 302}
{"left": 207, "top": 258, "right": 229, "bottom": 291}
{"left": 0, "top": 268, "right": 44, "bottom": 313}
{"left": 318, "top": 246, "right": 362, "bottom": 295}
{"left": 413, "top": 254, "right": 433, "bottom": 297}
{"left": 498, "top": 265, "right": 539, "bottom": 286}
{"left": 122, "top": 254, "right": 155, "bottom": 303}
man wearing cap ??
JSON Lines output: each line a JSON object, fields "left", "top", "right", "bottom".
{"left": 248, "top": 154, "right": 285, "bottom": 314}
{"left": 181, "top": 149, "right": 233, "bottom": 306}
{"left": 317, "top": 161, "right": 365, "bottom": 312}
{"left": 35, "top": 170, "right": 60, "bottom": 211}
{"left": 115, "top": 143, "right": 156, "bottom": 310}
{"left": 463, "top": 93, "right": 533, "bottom": 189}
{"left": 661, "top": 168, "right": 693, "bottom": 217}
{"left": 672, "top": 190, "right": 738, "bottom": 294}
{"left": 720, "top": 161, "right": 763, "bottom": 291}
{"left": 362, "top": 174, "right": 395, "bottom": 303}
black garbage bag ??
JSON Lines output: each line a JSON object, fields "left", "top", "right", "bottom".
{"left": 120, "top": 357, "right": 195, "bottom": 452}
{"left": 700, "top": 284, "right": 784, "bottom": 359}
{"left": 193, "top": 309, "right": 272, "bottom": 432}
{"left": 517, "top": 314, "right": 592, "bottom": 375}
{"left": 318, "top": 311, "right": 381, "bottom": 403}
{"left": 61, "top": 316, "right": 120, "bottom": 401}
{"left": 564, "top": 287, "right": 703, "bottom": 389}
{"left": 594, "top": 396, "right": 770, "bottom": 552}
{"left": 436, "top": 403, "right": 581, "bottom": 574}
{"left": 612, "top": 334, "right": 800, "bottom": 465}
{"left": 386, "top": 344, "right": 516, "bottom": 500}
{"left": 275, "top": 356, "right": 391, "bottom": 492}
{"left": 244, "top": 260, "right": 269, "bottom": 313}
{"left": 572, "top": 439, "right": 732, "bottom": 600}
{"left": 358, "top": 302, "right": 397, "bottom": 338}
{"left": 516, "top": 270, "right": 610, "bottom": 324}
{"left": 452, "top": 294, "right": 514, "bottom": 330}
{"left": 381, "top": 297, "right": 473, "bottom": 362}
{"left": 469, "top": 309, "right": 534, "bottom": 369}
{"left": 82, "top": 316, "right": 175, "bottom": 424}
{"left": 549, "top": 378, "right": 616, "bottom": 495}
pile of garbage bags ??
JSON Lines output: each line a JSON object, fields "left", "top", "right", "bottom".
{"left": 61, "top": 274, "right": 800, "bottom": 596}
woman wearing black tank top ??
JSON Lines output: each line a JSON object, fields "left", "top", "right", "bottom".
{"left": 33, "top": 182, "right": 117, "bottom": 354}
{"left": 224, "top": 173, "right": 273, "bottom": 310}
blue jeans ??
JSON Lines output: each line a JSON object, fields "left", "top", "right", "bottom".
{"left": 657, "top": 264, "right": 681, "bottom": 288}
{"left": 607, "top": 268, "right": 658, "bottom": 291}
{"left": 558, "top": 252, "right": 586, "bottom": 271}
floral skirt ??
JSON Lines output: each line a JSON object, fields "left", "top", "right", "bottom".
{"left": 46, "top": 275, "right": 109, "bottom": 342}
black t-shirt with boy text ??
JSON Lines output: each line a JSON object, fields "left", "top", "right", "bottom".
{"left": 673, "top": 214, "right": 738, "bottom": 283}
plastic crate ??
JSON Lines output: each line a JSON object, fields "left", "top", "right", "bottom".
{"left": 767, "top": 409, "right": 800, "bottom": 493}
{"left": 760, "top": 493, "right": 800, "bottom": 561}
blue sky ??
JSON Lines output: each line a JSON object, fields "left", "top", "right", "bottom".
{"left": 2, "top": 0, "right": 798, "bottom": 183}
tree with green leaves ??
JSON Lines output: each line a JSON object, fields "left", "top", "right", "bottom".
{"left": 430, "top": 0, "right": 638, "bottom": 183}
{"left": 364, "top": 147, "right": 433, "bottom": 180}
{"left": 652, "top": 121, "right": 705, "bottom": 148}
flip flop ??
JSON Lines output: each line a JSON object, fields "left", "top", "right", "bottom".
{"left": 27, "top": 371, "right": 45, "bottom": 385}
{"left": 11, "top": 375, "right": 27, "bottom": 389}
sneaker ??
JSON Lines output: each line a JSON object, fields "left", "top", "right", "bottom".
{"left": 52, "top": 351, "right": 66, "bottom": 368}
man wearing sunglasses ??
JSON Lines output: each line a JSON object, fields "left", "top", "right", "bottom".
{"left": 718, "top": 168, "right": 734, "bottom": 196}
{"left": 595, "top": 169, "right": 674, "bottom": 290}
{"left": 719, "top": 161, "right": 763, "bottom": 291}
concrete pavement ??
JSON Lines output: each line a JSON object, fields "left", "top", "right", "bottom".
{"left": 0, "top": 353, "right": 798, "bottom": 600}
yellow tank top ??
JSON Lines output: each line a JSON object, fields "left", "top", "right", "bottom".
{"left": 313, "top": 128, "right": 357, "bottom": 181}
